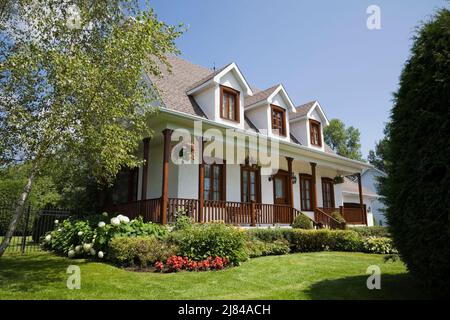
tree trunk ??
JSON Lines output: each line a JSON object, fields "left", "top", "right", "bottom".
{"left": 0, "top": 171, "right": 35, "bottom": 258}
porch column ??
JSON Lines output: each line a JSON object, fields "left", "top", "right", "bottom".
{"left": 141, "top": 137, "right": 150, "bottom": 200}
{"left": 198, "top": 137, "right": 205, "bottom": 223}
{"left": 310, "top": 162, "right": 317, "bottom": 211}
{"left": 286, "top": 157, "right": 294, "bottom": 206}
{"left": 356, "top": 172, "right": 367, "bottom": 225}
{"left": 160, "top": 129, "right": 173, "bottom": 225}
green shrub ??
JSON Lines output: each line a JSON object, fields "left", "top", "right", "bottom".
{"left": 290, "top": 229, "right": 363, "bottom": 253}
{"left": 381, "top": 9, "right": 450, "bottom": 293}
{"left": 108, "top": 236, "right": 179, "bottom": 268}
{"left": 330, "top": 212, "right": 346, "bottom": 224}
{"left": 246, "top": 227, "right": 294, "bottom": 243}
{"left": 351, "top": 226, "right": 390, "bottom": 238}
{"left": 42, "top": 214, "right": 168, "bottom": 258}
{"left": 170, "top": 222, "right": 247, "bottom": 265}
{"left": 173, "top": 212, "right": 194, "bottom": 231}
{"left": 291, "top": 215, "right": 313, "bottom": 229}
{"left": 244, "top": 239, "right": 290, "bottom": 258}
{"left": 363, "top": 237, "right": 397, "bottom": 254}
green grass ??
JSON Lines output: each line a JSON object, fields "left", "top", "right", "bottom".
{"left": 0, "top": 251, "right": 428, "bottom": 300}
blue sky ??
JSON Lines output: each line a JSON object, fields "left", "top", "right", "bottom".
{"left": 146, "top": 0, "right": 447, "bottom": 157}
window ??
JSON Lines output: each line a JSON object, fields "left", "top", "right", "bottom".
{"left": 241, "top": 165, "right": 261, "bottom": 203}
{"left": 220, "top": 85, "right": 240, "bottom": 122}
{"left": 271, "top": 105, "right": 286, "bottom": 136}
{"left": 204, "top": 164, "right": 225, "bottom": 201}
{"left": 309, "top": 119, "right": 322, "bottom": 146}
{"left": 299, "top": 174, "right": 313, "bottom": 211}
{"left": 321, "top": 178, "right": 335, "bottom": 208}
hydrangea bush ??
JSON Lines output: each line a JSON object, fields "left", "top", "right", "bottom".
{"left": 42, "top": 213, "right": 168, "bottom": 259}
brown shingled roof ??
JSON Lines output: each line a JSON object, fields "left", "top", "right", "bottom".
{"left": 244, "top": 84, "right": 279, "bottom": 107}
{"left": 289, "top": 101, "right": 316, "bottom": 120}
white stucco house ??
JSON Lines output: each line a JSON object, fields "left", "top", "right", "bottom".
{"left": 105, "top": 56, "right": 373, "bottom": 228}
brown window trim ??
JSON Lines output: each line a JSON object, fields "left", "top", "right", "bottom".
{"left": 309, "top": 119, "right": 322, "bottom": 147}
{"left": 321, "top": 177, "right": 335, "bottom": 208}
{"left": 271, "top": 104, "right": 287, "bottom": 136}
{"left": 203, "top": 162, "right": 226, "bottom": 201}
{"left": 240, "top": 164, "right": 261, "bottom": 203}
{"left": 299, "top": 173, "right": 313, "bottom": 211}
{"left": 220, "top": 85, "right": 240, "bottom": 123}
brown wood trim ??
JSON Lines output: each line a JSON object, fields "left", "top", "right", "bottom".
{"left": 270, "top": 104, "right": 287, "bottom": 136}
{"left": 141, "top": 138, "right": 150, "bottom": 200}
{"left": 220, "top": 85, "right": 240, "bottom": 123}
{"left": 240, "top": 164, "right": 261, "bottom": 203}
{"left": 286, "top": 157, "right": 294, "bottom": 207}
{"left": 160, "top": 129, "right": 173, "bottom": 224}
{"left": 309, "top": 119, "right": 322, "bottom": 147}
{"left": 198, "top": 138, "right": 205, "bottom": 222}
{"left": 310, "top": 162, "right": 317, "bottom": 211}
{"left": 299, "top": 173, "right": 313, "bottom": 211}
{"left": 321, "top": 177, "right": 335, "bottom": 209}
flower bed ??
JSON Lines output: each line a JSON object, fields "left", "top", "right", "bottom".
{"left": 156, "top": 255, "right": 229, "bottom": 273}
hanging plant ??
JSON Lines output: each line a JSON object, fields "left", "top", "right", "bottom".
{"left": 333, "top": 175, "right": 344, "bottom": 184}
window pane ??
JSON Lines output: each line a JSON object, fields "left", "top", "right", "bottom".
{"left": 275, "top": 178, "right": 284, "bottom": 198}
{"left": 229, "top": 95, "right": 235, "bottom": 120}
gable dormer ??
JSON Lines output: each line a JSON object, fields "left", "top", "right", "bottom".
{"left": 244, "top": 84, "right": 296, "bottom": 141}
{"left": 186, "top": 63, "right": 252, "bottom": 129}
{"left": 289, "top": 101, "right": 329, "bottom": 151}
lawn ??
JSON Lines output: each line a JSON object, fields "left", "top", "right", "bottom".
{"left": 0, "top": 250, "right": 427, "bottom": 300}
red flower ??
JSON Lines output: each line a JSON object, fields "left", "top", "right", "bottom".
{"left": 154, "top": 261, "right": 164, "bottom": 272}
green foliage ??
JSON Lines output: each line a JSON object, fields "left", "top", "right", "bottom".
{"left": 244, "top": 239, "right": 290, "bottom": 258}
{"left": 290, "top": 229, "right": 363, "bottom": 252}
{"left": 173, "top": 212, "right": 194, "bottom": 231}
{"left": 381, "top": 8, "right": 450, "bottom": 293}
{"left": 330, "top": 212, "right": 346, "bottom": 224}
{"left": 351, "top": 226, "right": 390, "bottom": 238}
{"left": 291, "top": 214, "right": 313, "bottom": 229}
{"left": 367, "top": 123, "right": 391, "bottom": 172}
{"left": 363, "top": 237, "right": 397, "bottom": 254}
{"left": 42, "top": 214, "right": 168, "bottom": 258}
{"left": 323, "top": 119, "right": 364, "bottom": 161}
{"left": 109, "top": 236, "right": 179, "bottom": 268}
{"left": 170, "top": 222, "right": 247, "bottom": 265}
{"left": 245, "top": 227, "right": 294, "bottom": 243}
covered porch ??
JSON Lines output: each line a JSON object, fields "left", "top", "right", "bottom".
{"left": 104, "top": 125, "right": 369, "bottom": 229}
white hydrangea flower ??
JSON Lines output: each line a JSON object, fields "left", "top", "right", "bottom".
{"left": 54, "top": 219, "right": 59, "bottom": 224}
{"left": 120, "top": 216, "right": 130, "bottom": 224}
{"left": 57, "top": 228, "right": 62, "bottom": 232}
{"left": 68, "top": 250, "right": 75, "bottom": 258}
{"left": 98, "top": 221, "right": 106, "bottom": 228}
{"left": 83, "top": 243, "right": 91, "bottom": 252}
{"left": 45, "top": 234, "right": 52, "bottom": 242}
{"left": 75, "top": 245, "right": 81, "bottom": 253}
{"left": 110, "top": 217, "right": 120, "bottom": 226}
{"left": 89, "top": 248, "right": 96, "bottom": 256}
{"left": 98, "top": 251, "right": 104, "bottom": 259}
{"left": 102, "top": 212, "right": 108, "bottom": 217}
{"left": 77, "top": 231, "right": 83, "bottom": 236}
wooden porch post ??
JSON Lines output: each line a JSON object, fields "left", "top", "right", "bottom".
{"left": 141, "top": 138, "right": 150, "bottom": 200}
{"left": 356, "top": 172, "right": 367, "bottom": 225}
{"left": 160, "top": 129, "right": 173, "bottom": 225}
{"left": 310, "top": 162, "right": 317, "bottom": 220}
{"left": 198, "top": 137, "right": 205, "bottom": 223}
{"left": 251, "top": 200, "right": 256, "bottom": 227}
{"left": 286, "top": 157, "right": 294, "bottom": 207}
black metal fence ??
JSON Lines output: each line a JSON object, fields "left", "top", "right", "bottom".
{"left": 0, "top": 206, "right": 79, "bottom": 253}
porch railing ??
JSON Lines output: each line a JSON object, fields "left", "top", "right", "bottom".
{"left": 314, "top": 207, "right": 346, "bottom": 229}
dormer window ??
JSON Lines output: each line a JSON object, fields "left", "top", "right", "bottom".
{"left": 309, "top": 119, "right": 322, "bottom": 146}
{"left": 220, "top": 85, "right": 240, "bottom": 122}
{"left": 271, "top": 105, "right": 286, "bottom": 136}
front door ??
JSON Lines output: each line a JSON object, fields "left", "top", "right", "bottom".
{"left": 273, "top": 171, "right": 290, "bottom": 223}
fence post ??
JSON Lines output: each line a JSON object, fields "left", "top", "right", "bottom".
{"left": 21, "top": 205, "right": 31, "bottom": 254}
{"left": 250, "top": 201, "right": 256, "bottom": 227}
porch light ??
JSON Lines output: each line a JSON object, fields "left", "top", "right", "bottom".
{"left": 291, "top": 174, "right": 297, "bottom": 184}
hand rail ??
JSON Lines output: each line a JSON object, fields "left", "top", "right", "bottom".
{"left": 314, "top": 207, "right": 346, "bottom": 229}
